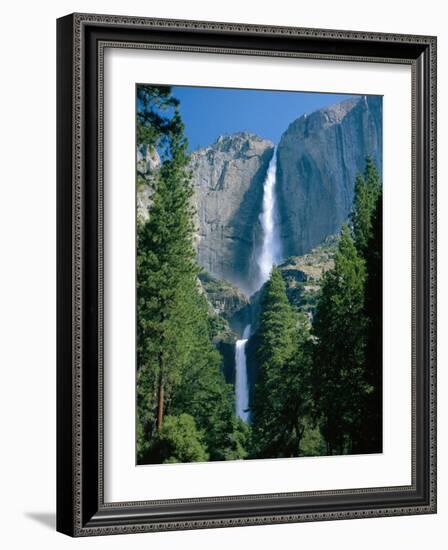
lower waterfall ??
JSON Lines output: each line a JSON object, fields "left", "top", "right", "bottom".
{"left": 235, "top": 324, "right": 252, "bottom": 422}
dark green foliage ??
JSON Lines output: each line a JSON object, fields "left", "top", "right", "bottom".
{"left": 357, "top": 192, "right": 383, "bottom": 453}
{"left": 309, "top": 157, "right": 382, "bottom": 456}
{"left": 312, "top": 226, "right": 369, "bottom": 454}
{"left": 350, "top": 158, "right": 383, "bottom": 453}
{"left": 136, "top": 85, "right": 244, "bottom": 464}
{"left": 207, "top": 314, "right": 230, "bottom": 341}
{"left": 167, "top": 289, "right": 247, "bottom": 461}
{"left": 298, "top": 419, "right": 327, "bottom": 456}
{"left": 351, "top": 157, "right": 382, "bottom": 257}
{"left": 137, "top": 85, "right": 184, "bottom": 158}
{"left": 149, "top": 414, "right": 209, "bottom": 464}
{"left": 251, "top": 268, "right": 313, "bottom": 458}
{"left": 136, "top": 85, "right": 197, "bottom": 460}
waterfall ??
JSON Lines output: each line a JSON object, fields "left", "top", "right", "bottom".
{"left": 235, "top": 324, "right": 251, "bottom": 422}
{"left": 256, "top": 148, "right": 282, "bottom": 288}
{"left": 235, "top": 147, "right": 282, "bottom": 422}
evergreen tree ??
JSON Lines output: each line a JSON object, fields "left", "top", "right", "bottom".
{"left": 357, "top": 192, "right": 383, "bottom": 452}
{"left": 312, "top": 225, "right": 370, "bottom": 454}
{"left": 136, "top": 85, "right": 245, "bottom": 463}
{"left": 251, "top": 268, "right": 311, "bottom": 458}
{"left": 136, "top": 101, "right": 197, "bottom": 460}
{"left": 350, "top": 158, "right": 383, "bottom": 453}
{"left": 151, "top": 414, "right": 209, "bottom": 464}
{"left": 351, "top": 157, "right": 382, "bottom": 258}
{"left": 137, "top": 85, "right": 184, "bottom": 153}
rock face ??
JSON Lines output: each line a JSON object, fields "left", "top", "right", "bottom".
{"left": 198, "top": 272, "right": 250, "bottom": 333}
{"left": 278, "top": 235, "right": 337, "bottom": 319}
{"left": 276, "top": 96, "right": 382, "bottom": 258}
{"left": 190, "top": 132, "right": 274, "bottom": 295}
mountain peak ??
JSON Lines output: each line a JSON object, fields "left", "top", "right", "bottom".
{"left": 318, "top": 96, "right": 360, "bottom": 122}
{"left": 288, "top": 97, "right": 361, "bottom": 135}
{"left": 215, "top": 131, "right": 269, "bottom": 143}
{"left": 211, "top": 131, "right": 273, "bottom": 154}
{"left": 192, "top": 132, "right": 273, "bottom": 157}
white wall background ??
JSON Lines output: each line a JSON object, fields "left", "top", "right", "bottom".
{"left": 0, "top": 1, "right": 445, "bottom": 548}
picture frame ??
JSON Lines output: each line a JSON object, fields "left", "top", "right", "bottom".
{"left": 56, "top": 12, "right": 437, "bottom": 537}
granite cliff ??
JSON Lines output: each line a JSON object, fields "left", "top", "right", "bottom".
{"left": 276, "top": 95, "right": 382, "bottom": 258}
{"left": 190, "top": 132, "right": 274, "bottom": 295}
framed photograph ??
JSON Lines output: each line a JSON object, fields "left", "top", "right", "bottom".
{"left": 57, "top": 13, "right": 437, "bottom": 536}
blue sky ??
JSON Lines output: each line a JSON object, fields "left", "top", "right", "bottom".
{"left": 171, "top": 86, "right": 358, "bottom": 151}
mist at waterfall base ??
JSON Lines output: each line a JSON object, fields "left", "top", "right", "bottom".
{"left": 235, "top": 149, "right": 282, "bottom": 423}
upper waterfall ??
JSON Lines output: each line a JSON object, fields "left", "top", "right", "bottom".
{"left": 256, "top": 148, "right": 282, "bottom": 289}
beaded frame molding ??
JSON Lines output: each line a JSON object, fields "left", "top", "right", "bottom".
{"left": 56, "top": 13, "right": 437, "bottom": 537}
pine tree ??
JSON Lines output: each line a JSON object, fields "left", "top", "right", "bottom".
{"left": 350, "top": 158, "right": 382, "bottom": 453}
{"left": 357, "top": 192, "right": 383, "bottom": 452}
{"left": 136, "top": 85, "right": 184, "bottom": 153}
{"left": 136, "top": 85, "right": 245, "bottom": 463}
{"left": 136, "top": 108, "right": 198, "bottom": 459}
{"left": 251, "top": 268, "right": 311, "bottom": 458}
{"left": 351, "top": 157, "right": 382, "bottom": 258}
{"left": 312, "top": 225, "right": 369, "bottom": 454}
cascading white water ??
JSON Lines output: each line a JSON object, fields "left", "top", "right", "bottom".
{"left": 235, "top": 148, "right": 282, "bottom": 422}
{"left": 235, "top": 324, "right": 252, "bottom": 422}
{"left": 256, "top": 148, "right": 282, "bottom": 288}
